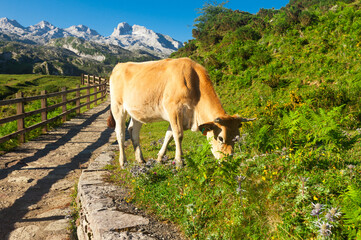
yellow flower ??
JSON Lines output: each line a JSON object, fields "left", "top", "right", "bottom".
{"left": 272, "top": 171, "right": 278, "bottom": 175}
{"left": 262, "top": 176, "right": 266, "bottom": 181}
{"left": 313, "top": 195, "right": 318, "bottom": 201}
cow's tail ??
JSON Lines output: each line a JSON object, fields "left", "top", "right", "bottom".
{"left": 107, "top": 108, "right": 116, "bottom": 128}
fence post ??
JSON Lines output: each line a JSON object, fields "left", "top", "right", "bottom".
{"left": 16, "top": 92, "right": 25, "bottom": 143}
{"left": 41, "top": 90, "right": 47, "bottom": 133}
{"left": 87, "top": 81, "right": 90, "bottom": 109}
{"left": 94, "top": 84, "right": 98, "bottom": 106}
{"left": 76, "top": 85, "right": 80, "bottom": 114}
{"left": 100, "top": 82, "right": 104, "bottom": 101}
{"left": 81, "top": 73, "right": 84, "bottom": 85}
{"left": 62, "top": 87, "right": 67, "bottom": 122}
{"left": 102, "top": 82, "right": 106, "bottom": 101}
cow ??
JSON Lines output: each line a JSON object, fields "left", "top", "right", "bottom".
{"left": 107, "top": 57, "right": 255, "bottom": 168}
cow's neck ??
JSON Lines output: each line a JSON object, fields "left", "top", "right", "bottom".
{"left": 195, "top": 79, "right": 227, "bottom": 125}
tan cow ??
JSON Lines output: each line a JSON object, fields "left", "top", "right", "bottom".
{"left": 108, "top": 58, "right": 255, "bottom": 167}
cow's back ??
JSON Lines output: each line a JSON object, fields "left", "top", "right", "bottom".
{"left": 109, "top": 58, "right": 203, "bottom": 124}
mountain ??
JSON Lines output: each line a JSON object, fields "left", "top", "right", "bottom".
{"left": 0, "top": 36, "right": 157, "bottom": 75}
{"left": 107, "top": 22, "right": 183, "bottom": 57}
{"left": 0, "top": 17, "right": 183, "bottom": 58}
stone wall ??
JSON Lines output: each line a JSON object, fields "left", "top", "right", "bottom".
{"left": 76, "top": 149, "right": 154, "bottom": 240}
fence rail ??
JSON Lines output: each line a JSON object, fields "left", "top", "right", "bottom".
{"left": 0, "top": 75, "right": 108, "bottom": 145}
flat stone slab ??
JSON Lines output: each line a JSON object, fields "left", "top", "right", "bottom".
{"left": 77, "top": 151, "right": 153, "bottom": 240}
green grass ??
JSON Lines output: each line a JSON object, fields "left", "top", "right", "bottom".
{"left": 106, "top": 1, "right": 361, "bottom": 239}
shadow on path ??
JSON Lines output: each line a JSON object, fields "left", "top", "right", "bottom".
{"left": 0, "top": 105, "right": 110, "bottom": 181}
{"left": 0, "top": 105, "right": 113, "bottom": 239}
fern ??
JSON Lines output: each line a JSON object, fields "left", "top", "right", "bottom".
{"left": 341, "top": 184, "right": 361, "bottom": 239}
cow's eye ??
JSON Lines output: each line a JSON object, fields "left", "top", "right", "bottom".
{"left": 218, "top": 136, "right": 224, "bottom": 143}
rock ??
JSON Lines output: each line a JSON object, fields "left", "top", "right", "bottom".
{"left": 7, "top": 176, "right": 34, "bottom": 183}
{"left": 7, "top": 225, "right": 40, "bottom": 240}
{"left": 44, "top": 219, "right": 69, "bottom": 232}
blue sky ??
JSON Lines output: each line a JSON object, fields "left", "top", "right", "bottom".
{"left": 1, "top": 0, "right": 289, "bottom": 43}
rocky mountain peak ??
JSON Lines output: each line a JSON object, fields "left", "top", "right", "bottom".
{"left": 111, "top": 22, "right": 133, "bottom": 37}
{"left": 0, "top": 17, "right": 25, "bottom": 32}
{"left": 65, "top": 25, "right": 100, "bottom": 38}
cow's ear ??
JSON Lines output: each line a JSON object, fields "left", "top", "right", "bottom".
{"left": 198, "top": 122, "right": 216, "bottom": 136}
{"left": 235, "top": 116, "right": 257, "bottom": 128}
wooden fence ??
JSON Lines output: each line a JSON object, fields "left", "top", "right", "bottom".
{"left": 0, "top": 75, "right": 108, "bottom": 145}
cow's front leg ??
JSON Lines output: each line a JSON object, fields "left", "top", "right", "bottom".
{"left": 168, "top": 112, "right": 184, "bottom": 167}
{"left": 128, "top": 119, "right": 145, "bottom": 164}
{"left": 157, "top": 124, "right": 173, "bottom": 163}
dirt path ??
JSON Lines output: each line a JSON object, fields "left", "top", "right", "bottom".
{"left": 0, "top": 101, "right": 114, "bottom": 240}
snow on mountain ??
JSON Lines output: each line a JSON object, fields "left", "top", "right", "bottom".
{"left": 0, "top": 17, "right": 27, "bottom": 36}
{"left": 26, "top": 21, "right": 69, "bottom": 43}
{"left": 107, "top": 22, "right": 183, "bottom": 57}
{"left": 65, "top": 25, "right": 102, "bottom": 41}
{"left": 0, "top": 17, "right": 183, "bottom": 57}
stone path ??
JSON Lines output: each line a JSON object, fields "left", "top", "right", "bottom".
{"left": 0, "top": 101, "right": 114, "bottom": 240}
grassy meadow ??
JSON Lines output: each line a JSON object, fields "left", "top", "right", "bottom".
{"left": 106, "top": 1, "right": 361, "bottom": 239}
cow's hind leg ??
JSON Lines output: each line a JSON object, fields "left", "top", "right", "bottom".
{"left": 128, "top": 118, "right": 145, "bottom": 164}
{"left": 112, "top": 104, "right": 128, "bottom": 168}
{"left": 157, "top": 124, "right": 173, "bottom": 163}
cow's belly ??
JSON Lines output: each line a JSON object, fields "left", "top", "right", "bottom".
{"left": 124, "top": 103, "right": 168, "bottom": 123}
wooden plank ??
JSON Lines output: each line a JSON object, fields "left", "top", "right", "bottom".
{"left": 41, "top": 90, "right": 47, "bottom": 133}
{"left": 61, "top": 87, "right": 67, "bottom": 122}
{"left": 16, "top": 92, "right": 25, "bottom": 143}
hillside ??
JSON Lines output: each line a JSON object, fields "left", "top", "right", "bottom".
{"left": 113, "top": 1, "right": 361, "bottom": 239}
{"left": 0, "top": 38, "right": 156, "bottom": 75}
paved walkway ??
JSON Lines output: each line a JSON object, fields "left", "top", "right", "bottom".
{"left": 0, "top": 101, "right": 114, "bottom": 240}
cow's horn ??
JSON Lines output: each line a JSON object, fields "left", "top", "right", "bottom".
{"left": 214, "top": 118, "right": 222, "bottom": 123}
{"left": 240, "top": 117, "right": 256, "bottom": 122}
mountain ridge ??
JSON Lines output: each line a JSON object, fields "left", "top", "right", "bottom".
{"left": 0, "top": 17, "right": 183, "bottom": 58}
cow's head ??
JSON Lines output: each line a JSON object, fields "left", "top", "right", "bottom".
{"left": 198, "top": 115, "right": 255, "bottom": 159}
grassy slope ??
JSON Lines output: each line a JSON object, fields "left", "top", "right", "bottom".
{"left": 108, "top": 1, "right": 361, "bottom": 239}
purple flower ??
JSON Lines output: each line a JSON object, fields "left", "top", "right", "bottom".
{"left": 315, "top": 220, "right": 332, "bottom": 237}
{"left": 311, "top": 203, "right": 324, "bottom": 217}
{"left": 325, "top": 207, "right": 341, "bottom": 222}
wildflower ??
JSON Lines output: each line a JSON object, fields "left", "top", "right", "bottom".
{"left": 315, "top": 220, "right": 332, "bottom": 237}
{"left": 325, "top": 207, "right": 341, "bottom": 222}
{"left": 313, "top": 195, "right": 319, "bottom": 201}
{"left": 232, "top": 135, "right": 241, "bottom": 143}
{"left": 299, "top": 176, "right": 309, "bottom": 183}
{"left": 347, "top": 164, "right": 355, "bottom": 171}
{"left": 311, "top": 203, "right": 324, "bottom": 217}
{"left": 236, "top": 175, "right": 246, "bottom": 194}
